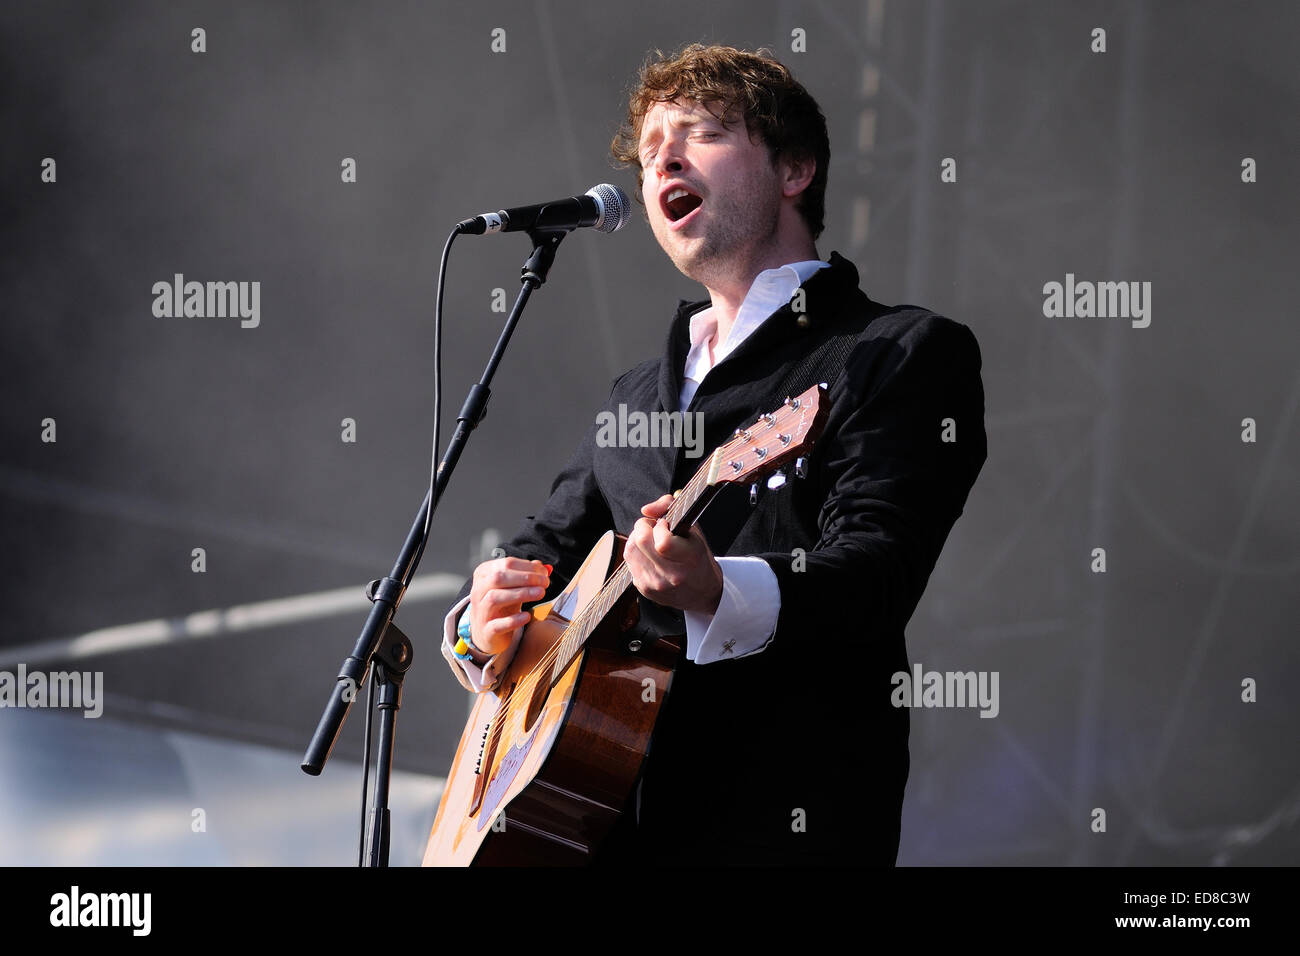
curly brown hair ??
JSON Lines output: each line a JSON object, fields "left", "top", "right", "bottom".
{"left": 610, "top": 43, "right": 830, "bottom": 239}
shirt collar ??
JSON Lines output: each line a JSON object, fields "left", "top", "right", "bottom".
{"left": 687, "top": 259, "right": 830, "bottom": 357}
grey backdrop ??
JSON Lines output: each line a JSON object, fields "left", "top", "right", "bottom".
{"left": 2, "top": 0, "right": 1297, "bottom": 865}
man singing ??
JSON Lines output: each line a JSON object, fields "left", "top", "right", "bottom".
{"left": 439, "top": 43, "right": 986, "bottom": 865}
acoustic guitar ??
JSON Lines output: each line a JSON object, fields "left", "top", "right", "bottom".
{"left": 422, "top": 384, "right": 828, "bottom": 865}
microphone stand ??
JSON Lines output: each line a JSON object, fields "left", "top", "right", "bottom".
{"left": 301, "top": 226, "right": 570, "bottom": 866}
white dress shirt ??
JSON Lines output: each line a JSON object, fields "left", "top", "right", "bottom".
{"left": 443, "top": 259, "right": 830, "bottom": 692}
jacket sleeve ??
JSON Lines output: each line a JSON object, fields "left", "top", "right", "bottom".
{"left": 754, "top": 314, "right": 987, "bottom": 654}
{"left": 441, "top": 378, "right": 622, "bottom": 691}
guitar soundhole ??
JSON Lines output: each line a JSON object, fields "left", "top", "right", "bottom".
{"left": 523, "top": 676, "right": 550, "bottom": 733}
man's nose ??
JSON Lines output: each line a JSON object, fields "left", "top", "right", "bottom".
{"left": 654, "top": 138, "right": 688, "bottom": 177}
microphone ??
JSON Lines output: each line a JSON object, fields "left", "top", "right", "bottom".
{"left": 456, "top": 183, "right": 631, "bottom": 236}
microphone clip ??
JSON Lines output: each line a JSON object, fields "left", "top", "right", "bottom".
{"left": 521, "top": 227, "right": 569, "bottom": 287}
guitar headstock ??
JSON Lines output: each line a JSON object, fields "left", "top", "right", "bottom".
{"left": 707, "top": 384, "right": 828, "bottom": 487}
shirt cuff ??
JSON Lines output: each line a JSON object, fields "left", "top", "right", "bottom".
{"left": 683, "top": 556, "right": 781, "bottom": 665}
{"left": 440, "top": 596, "right": 524, "bottom": 693}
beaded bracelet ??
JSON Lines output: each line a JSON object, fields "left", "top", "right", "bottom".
{"left": 452, "top": 608, "right": 478, "bottom": 662}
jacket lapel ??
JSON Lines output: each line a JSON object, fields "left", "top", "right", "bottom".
{"left": 657, "top": 298, "right": 708, "bottom": 415}
{"left": 654, "top": 252, "right": 866, "bottom": 414}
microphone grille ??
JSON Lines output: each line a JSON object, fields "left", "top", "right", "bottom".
{"left": 587, "top": 183, "right": 632, "bottom": 233}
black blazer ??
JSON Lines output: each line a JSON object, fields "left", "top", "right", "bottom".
{"left": 450, "top": 252, "right": 987, "bottom": 864}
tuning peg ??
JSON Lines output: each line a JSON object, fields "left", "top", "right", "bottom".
{"left": 766, "top": 470, "right": 788, "bottom": 490}
{"left": 794, "top": 457, "right": 809, "bottom": 478}
{"left": 749, "top": 482, "right": 759, "bottom": 505}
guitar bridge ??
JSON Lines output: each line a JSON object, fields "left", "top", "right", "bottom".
{"left": 472, "top": 717, "right": 493, "bottom": 776}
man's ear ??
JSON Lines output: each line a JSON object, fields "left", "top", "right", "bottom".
{"left": 780, "top": 151, "right": 816, "bottom": 198}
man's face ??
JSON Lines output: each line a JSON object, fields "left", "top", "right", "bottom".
{"left": 637, "top": 98, "right": 785, "bottom": 286}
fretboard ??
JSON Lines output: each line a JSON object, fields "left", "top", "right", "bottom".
{"left": 546, "top": 448, "right": 722, "bottom": 686}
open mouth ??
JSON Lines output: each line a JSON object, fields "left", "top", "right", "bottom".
{"left": 662, "top": 186, "right": 703, "bottom": 224}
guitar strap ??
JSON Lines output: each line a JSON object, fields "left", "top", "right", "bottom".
{"left": 765, "top": 323, "right": 861, "bottom": 411}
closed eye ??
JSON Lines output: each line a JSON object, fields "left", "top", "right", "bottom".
{"left": 642, "top": 129, "right": 720, "bottom": 164}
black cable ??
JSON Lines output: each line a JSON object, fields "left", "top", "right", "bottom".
{"left": 404, "top": 226, "right": 461, "bottom": 589}
{"left": 358, "top": 666, "right": 374, "bottom": 866}
{"left": 360, "top": 226, "right": 460, "bottom": 864}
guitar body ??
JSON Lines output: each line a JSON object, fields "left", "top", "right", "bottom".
{"left": 423, "top": 530, "right": 681, "bottom": 865}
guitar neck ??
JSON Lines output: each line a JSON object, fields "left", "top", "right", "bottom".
{"left": 546, "top": 452, "right": 724, "bottom": 686}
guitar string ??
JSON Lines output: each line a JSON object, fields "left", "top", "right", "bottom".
{"left": 474, "top": 450, "right": 717, "bottom": 764}
{"left": 475, "top": 427, "right": 738, "bottom": 762}
{"left": 477, "top": 465, "right": 709, "bottom": 760}
{"left": 474, "top": 400, "right": 815, "bottom": 772}
{"left": 475, "top": 404, "right": 812, "bottom": 767}
{"left": 477, "top": 398, "right": 811, "bottom": 763}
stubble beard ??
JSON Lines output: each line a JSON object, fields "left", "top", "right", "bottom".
{"left": 658, "top": 183, "right": 782, "bottom": 290}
